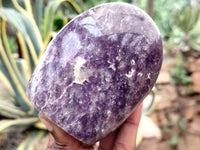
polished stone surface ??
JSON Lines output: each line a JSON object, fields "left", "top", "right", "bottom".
{"left": 27, "top": 2, "right": 162, "bottom": 144}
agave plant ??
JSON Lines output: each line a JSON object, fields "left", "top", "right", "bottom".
{"left": 0, "top": 0, "right": 82, "bottom": 149}
{"left": 172, "top": 5, "right": 200, "bottom": 52}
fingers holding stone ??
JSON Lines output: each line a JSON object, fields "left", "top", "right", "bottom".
{"left": 99, "top": 130, "right": 118, "bottom": 150}
{"left": 47, "top": 134, "right": 54, "bottom": 150}
{"left": 39, "top": 113, "right": 82, "bottom": 149}
{"left": 112, "top": 102, "right": 143, "bottom": 150}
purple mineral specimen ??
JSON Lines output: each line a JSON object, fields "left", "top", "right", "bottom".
{"left": 27, "top": 2, "right": 162, "bottom": 144}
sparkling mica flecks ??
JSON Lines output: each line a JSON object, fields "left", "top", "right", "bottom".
{"left": 26, "top": 2, "right": 163, "bottom": 144}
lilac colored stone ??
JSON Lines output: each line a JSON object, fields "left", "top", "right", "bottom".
{"left": 27, "top": 2, "right": 162, "bottom": 144}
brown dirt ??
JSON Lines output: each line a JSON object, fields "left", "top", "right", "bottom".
{"left": 137, "top": 54, "right": 200, "bottom": 150}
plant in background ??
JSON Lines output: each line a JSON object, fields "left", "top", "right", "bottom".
{"left": 171, "top": 4, "right": 200, "bottom": 52}
{"left": 171, "top": 54, "right": 192, "bottom": 86}
{"left": 137, "top": 0, "right": 187, "bottom": 41}
{"left": 138, "top": 0, "right": 200, "bottom": 54}
{"left": 162, "top": 118, "right": 187, "bottom": 147}
{"left": 171, "top": 54, "right": 196, "bottom": 96}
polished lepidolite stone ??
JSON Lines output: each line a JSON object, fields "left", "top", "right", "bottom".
{"left": 27, "top": 2, "right": 162, "bottom": 144}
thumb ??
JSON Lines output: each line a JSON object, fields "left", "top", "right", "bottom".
{"left": 39, "top": 113, "right": 84, "bottom": 150}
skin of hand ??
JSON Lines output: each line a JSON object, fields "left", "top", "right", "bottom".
{"left": 39, "top": 102, "right": 143, "bottom": 150}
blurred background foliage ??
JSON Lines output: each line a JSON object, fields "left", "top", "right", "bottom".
{"left": 0, "top": 0, "right": 200, "bottom": 149}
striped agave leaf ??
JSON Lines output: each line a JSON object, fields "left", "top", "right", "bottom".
{"left": 0, "top": 100, "right": 26, "bottom": 118}
{"left": 0, "top": 117, "right": 39, "bottom": 133}
{"left": 0, "top": 8, "right": 41, "bottom": 70}
{"left": 0, "top": 37, "right": 34, "bottom": 114}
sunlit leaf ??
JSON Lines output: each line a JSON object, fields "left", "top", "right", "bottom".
{"left": 0, "top": 118, "right": 39, "bottom": 133}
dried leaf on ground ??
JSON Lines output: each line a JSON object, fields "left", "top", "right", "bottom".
{"left": 191, "top": 72, "right": 200, "bottom": 93}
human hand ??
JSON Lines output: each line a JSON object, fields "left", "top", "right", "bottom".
{"left": 39, "top": 102, "right": 142, "bottom": 150}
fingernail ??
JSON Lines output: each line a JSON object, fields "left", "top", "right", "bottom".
{"left": 40, "top": 116, "right": 53, "bottom": 132}
{"left": 53, "top": 141, "right": 69, "bottom": 150}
